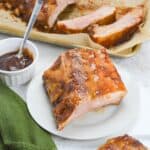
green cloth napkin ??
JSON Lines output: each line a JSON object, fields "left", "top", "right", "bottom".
{"left": 0, "top": 80, "right": 57, "bottom": 150}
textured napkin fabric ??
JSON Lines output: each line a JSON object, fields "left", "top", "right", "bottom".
{"left": 0, "top": 80, "right": 57, "bottom": 150}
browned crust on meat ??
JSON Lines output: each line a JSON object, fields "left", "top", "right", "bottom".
{"left": 98, "top": 135, "right": 148, "bottom": 150}
{"left": 90, "top": 24, "right": 139, "bottom": 48}
{"left": 43, "top": 48, "right": 127, "bottom": 130}
{"left": 56, "top": 11, "right": 116, "bottom": 34}
{"left": 89, "top": 6, "right": 145, "bottom": 48}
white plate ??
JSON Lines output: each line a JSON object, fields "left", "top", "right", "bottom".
{"left": 27, "top": 68, "right": 140, "bottom": 140}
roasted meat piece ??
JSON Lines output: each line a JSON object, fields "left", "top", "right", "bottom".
{"left": 89, "top": 6, "right": 144, "bottom": 48}
{"left": 43, "top": 48, "right": 127, "bottom": 130}
{"left": 98, "top": 135, "right": 148, "bottom": 150}
{"left": 56, "top": 5, "right": 116, "bottom": 33}
{"left": 1, "top": 0, "right": 76, "bottom": 30}
{"left": 47, "top": 0, "right": 77, "bottom": 28}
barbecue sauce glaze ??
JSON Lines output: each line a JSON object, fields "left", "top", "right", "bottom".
{"left": 0, "top": 48, "right": 33, "bottom": 71}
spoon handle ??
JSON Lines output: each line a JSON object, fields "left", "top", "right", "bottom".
{"left": 18, "top": 0, "right": 44, "bottom": 57}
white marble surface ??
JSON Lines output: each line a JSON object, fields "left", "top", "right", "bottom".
{"left": 0, "top": 34, "right": 150, "bottom": 149}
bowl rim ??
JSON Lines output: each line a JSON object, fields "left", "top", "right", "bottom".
{"left": 0, "top": 37, "right": 39, "bottom": 74}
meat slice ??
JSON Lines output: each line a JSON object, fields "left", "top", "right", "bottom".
{"left": 89, "top": 6, "right": 144, "bottom": 48}
{"left": 98, "top": 135, "right": 148, "bottom": 150}
{"left": 56, "top": 6, "right": 116, "bottom": 33}
{"left": 1, "top": 0, "right": 76, "bottom": 30}
{"left": 47, "top": 0, "right": 77, "bottom": 28}
{"left": 43, "top": 48, "right": 127, "bottom": 130}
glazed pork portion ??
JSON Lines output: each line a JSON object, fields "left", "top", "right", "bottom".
{"left": 89, "top": 6, "right": 144, "bottom": 48}
{"left": 56, "top": 5, "right": 116, "bottom": 33}
{"left": 43, "top": 48, "right": 127, "bottom": 130}
{"left": 98, "top": 135, "right": 148, "bottom": 150}
{"left": 1, "top": 0, "right": 76, "bottom": 30}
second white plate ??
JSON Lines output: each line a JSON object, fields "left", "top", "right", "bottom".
{"left": 26, "top": 68, "right": 140, "bottom": 140}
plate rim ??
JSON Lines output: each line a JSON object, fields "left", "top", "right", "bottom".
{"left": 26, "top": 69, "right": 140, "bottom": 140}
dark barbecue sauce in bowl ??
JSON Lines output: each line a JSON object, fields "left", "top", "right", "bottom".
{"left": 0, "top": 48, "right": 33, "bottom": 71}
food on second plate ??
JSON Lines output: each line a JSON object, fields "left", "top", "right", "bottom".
{"left": 43, "top": 48, "right": 127, "bottom": 130}
{"left": 1, "top": 0, "right": 77, "bottom": 31}
{"left": 56, "top": 5, "right": 116, "bottom": 33}
{"left": 89, "top": 6, "right": 144, "bottom": 48}
{"left": 0, "top": 48, "right": 33, "bottom": 71}
{"left": 98, "top": 135, "right": 148, "bottom": 150}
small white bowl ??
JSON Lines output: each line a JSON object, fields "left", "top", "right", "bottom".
{"left": 0, "top": 38, "right": 39, "bottom": 86}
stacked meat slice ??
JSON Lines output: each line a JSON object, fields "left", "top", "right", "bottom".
{"left": 1, "top": 1, "right": 145, "bottom": 46}
{"left": 56, "top": 5, "right": 116, "bottom": 33}
{"left": 89, "top": 6, "right": 144, "bottom": 48}
{"left": 56, "top": 5, "right": 144, "bottom": 47}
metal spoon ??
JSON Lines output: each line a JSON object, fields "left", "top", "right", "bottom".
{"left": 17, "top": 0, "right": 44, "bottom": 58}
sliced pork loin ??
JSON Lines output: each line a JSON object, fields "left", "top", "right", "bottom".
{"left": 89, "top": 5, "right": 145, "bottom": 48}
{"left": 1, "top": 0, "right": 77, "bottom": 30}
{"left": 56, "top": 5, "right": 116, "bottom": 33}
{"left": 43, "top": 48, "right": 127, "bottom": 130}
